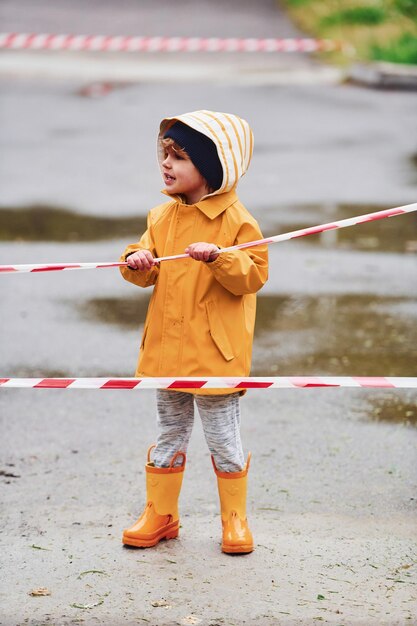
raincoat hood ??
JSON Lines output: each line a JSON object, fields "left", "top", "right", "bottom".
{"left": 158, "top": 110, "right": 254, "bottom": 196}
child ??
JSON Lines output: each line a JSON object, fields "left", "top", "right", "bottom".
{"left": 120, "top": 110, "right": 268, "bottom": 554}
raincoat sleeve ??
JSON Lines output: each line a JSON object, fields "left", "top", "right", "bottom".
{"left": 119, "top": 212, "right": 160, "bottom": 288}
{"left": 207, "top": 220, "right": 268, "bottom": 296}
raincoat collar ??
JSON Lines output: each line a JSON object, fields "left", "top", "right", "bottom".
{"left": 161, "top": 189, "right": 238, "bottom": 220}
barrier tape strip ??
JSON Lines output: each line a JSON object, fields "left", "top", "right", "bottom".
{"left": 1, "top": 203, "right": 416, "bottom": 275}
{"left": 0, "top": 377, "right": 416, "bottom": 389}
{"left": 0, "top": 33, "right": 343, "bottom": 53}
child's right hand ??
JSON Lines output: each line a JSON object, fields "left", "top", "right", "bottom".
{"left": 126, "top": 249, "right": 156, "bottom": 270}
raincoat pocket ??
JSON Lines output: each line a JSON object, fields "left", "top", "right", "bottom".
{"left": 205, "top": 301, "right": 235, "bottom": 362}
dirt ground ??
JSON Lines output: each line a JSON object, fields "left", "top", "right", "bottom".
{"left": 1, "top": 386, "right": 416, "bottom": 626}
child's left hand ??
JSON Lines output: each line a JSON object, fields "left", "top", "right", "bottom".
{"left": 185, "top": 242, "right": 220, "bottom": 263}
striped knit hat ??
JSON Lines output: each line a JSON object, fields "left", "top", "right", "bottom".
{"left": 164, "top": 121, "right": 223, "bottom": 192}
{"left": 159, "top": 110, "right": 254, "bottom": 196}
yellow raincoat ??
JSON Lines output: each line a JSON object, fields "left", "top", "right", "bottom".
{"left": 120, "top": 110, "right": 268, "bottom": 394}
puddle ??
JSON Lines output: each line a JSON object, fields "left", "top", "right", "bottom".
{"left": 78, "top": 296, "right": 151, "bottom": 329}
{"left": 1, "top": 203, "right": 416, "bottom": 252}
{"left": 259, "top": 203, "right": 417, "bottom": 253}
{"left": 253, "top": 293, "right": 417, "bottom": 379}
{"left": 364, "top": 394, "right": 417, "bottom": 427}
{"left": 3, "top": 367, "right": 70, "bottom": 378}
{"left": 77, "top": 293, "right": 417, "bottom": 380}
{"left": 0, "top": 205, "right": 146, "bottom": 242}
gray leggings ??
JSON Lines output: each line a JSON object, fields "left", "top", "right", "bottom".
{"left": 153, "top": 390, "right": 245, "bottom": 472}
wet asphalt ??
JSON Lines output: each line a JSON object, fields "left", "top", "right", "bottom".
{"left": 1, "top": 1, "right": 417, "bottom": 625}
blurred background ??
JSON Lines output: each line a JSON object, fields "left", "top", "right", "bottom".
{"left": 1, "top": 0, "right": 416, "bottom": 412}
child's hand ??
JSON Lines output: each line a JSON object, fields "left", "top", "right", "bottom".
{"left": 186, "top": 242, "right": 220, "bottom": 263}
{"left": 126, "top": 249, "right": 156, "bottom": 270}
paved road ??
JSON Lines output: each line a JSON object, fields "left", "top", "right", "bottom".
{"left": 1, "top": 80, "right": 416, "bottom": 214}
{"left": 0, "top": 2, "right": 416, "bottom": 625}
{"left": 0, "top": 0, "right": 301, "bottom": 38}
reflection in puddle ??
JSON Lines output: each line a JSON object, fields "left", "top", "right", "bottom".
{"left": 0, "top": 205, "right": 146, "bottom": 242}
{"left": 72, "top": 292, "right": 417, "bottom": 426}
{"left": 253, "top": 294, "right": 417, "bottom": 379}
{"left": 364, "top": 394, "right": 417, "bottom": 427}
{"left": 2, "top": 203, "right": 416, "bottom": 253}
{"left": 259, "top": 203, "right": 417, "bottom": 253}
{"left": 6, "top": 367, "right": 70, "bottom": 378}
{"left": 77, "top": 292, "right": 417, "bottom": 379}
{"left": 78, "top": 296, "right": 150, "bottom": 329}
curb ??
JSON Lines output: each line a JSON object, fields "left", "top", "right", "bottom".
{"left": 0, "top": 50, "right": 344, "bottom": 86}
{"left": 348, "top": 60, "right": 417, "bottom": 91}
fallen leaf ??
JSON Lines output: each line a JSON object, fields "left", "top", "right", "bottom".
{"left": 77, "top": 570, "right": 108, "bottom": 579}
{"left": 29, "top": 588, "right": 51, "bottom": 596}
{"left": 70, "top": 599, "right": 104, "bottom": 609}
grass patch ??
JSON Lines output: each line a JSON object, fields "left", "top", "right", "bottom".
{"left": 371, "top": 32, "right": 417, "bottom": 63}
{"left": 321, "top": 6, "right": 388, "bottom": 28}
{"left": 285, "top": 0, "right": 313, "bottom": 6}
{"left": 280, "top": 0, "right": 417, "bottom": 65}
{"left": 392, "top": 0, "right": 417, "bottom": 19}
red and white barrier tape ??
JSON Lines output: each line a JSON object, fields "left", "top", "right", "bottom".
{"left": 0, "top": 377, "right": 416, "bottom": 389}
{"left": 0, "top": 33, "right": 343, "bottom": 53}
{"left": 1, "top": 203, "right": 416, "bottom": 275}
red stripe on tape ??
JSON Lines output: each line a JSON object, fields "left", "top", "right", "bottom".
{"left": 290, "top": 377, "right": 339, "bottom": 388}
{"left": 168, "top": 380, "right": 206, "bottom": 389}
{"left": 62, "top": 34, "right": 73, "bottom": 48}
{"left": 357, "top": 208, "right": 405, "bottom": 224}
{"left": 0, "top": 267, "right": 17, "bottom": 272}
{"left": 31, "top": 264, "right": 81, "bottom": 272}
{"left": 0, "top": 378, "right": 10, "bottom": 386}
{"left": 34, "top": 378, "right": 76, "bottom": 388}
{"left": 299, "top": 383, "right": 340, "bottom": 388}
{"left": 101, "top": 379, "right": 141, "bottom": 389}
{"left": 46, "top": 34, "right": 57, "bottom": 48}
{"left": 235, "top": 381, "right": 274, "bottom": 388}
{"left": 4, "top": 33, "right": 16, "bottom": 47}
{"left": 83, "top": 35, "right": 95, "bottom": 50}
{"left": 22, "top": 33, "right": 36, "bottom": 49}
{"left": 292, "top": 224, "right": 338, "bottom": 238}
{"left": 353, "top": 377, "right": 395, "bottom": 388}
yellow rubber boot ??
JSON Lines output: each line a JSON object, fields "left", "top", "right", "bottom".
{"left": 212, "top": 453, "right": 254, "bottom": 554}
{"left": 122, "top": 445, "right": 186, "bottom": 548}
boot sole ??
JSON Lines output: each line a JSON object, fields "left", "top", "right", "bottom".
{"left": 122, "top": 522, "right": 179, "bottom": 548}
{"left": 222, "top": 543, "right": 254, "bottom": 554}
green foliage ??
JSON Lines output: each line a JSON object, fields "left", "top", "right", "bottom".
{"left": 371, "top": 32, "right": 417, "bottom": 63}
{"left": 284, "top": 0, "right": 313, "bottom": 6}
{"left": 392, "top": 0, "right": 417, "bottom": 19}
{"left": 321, "top": 6, "right": 388, "bottom": 28}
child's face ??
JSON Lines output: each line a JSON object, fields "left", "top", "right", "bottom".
{"left": 161, "top": 145, "right": 209, "bottom": 205}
